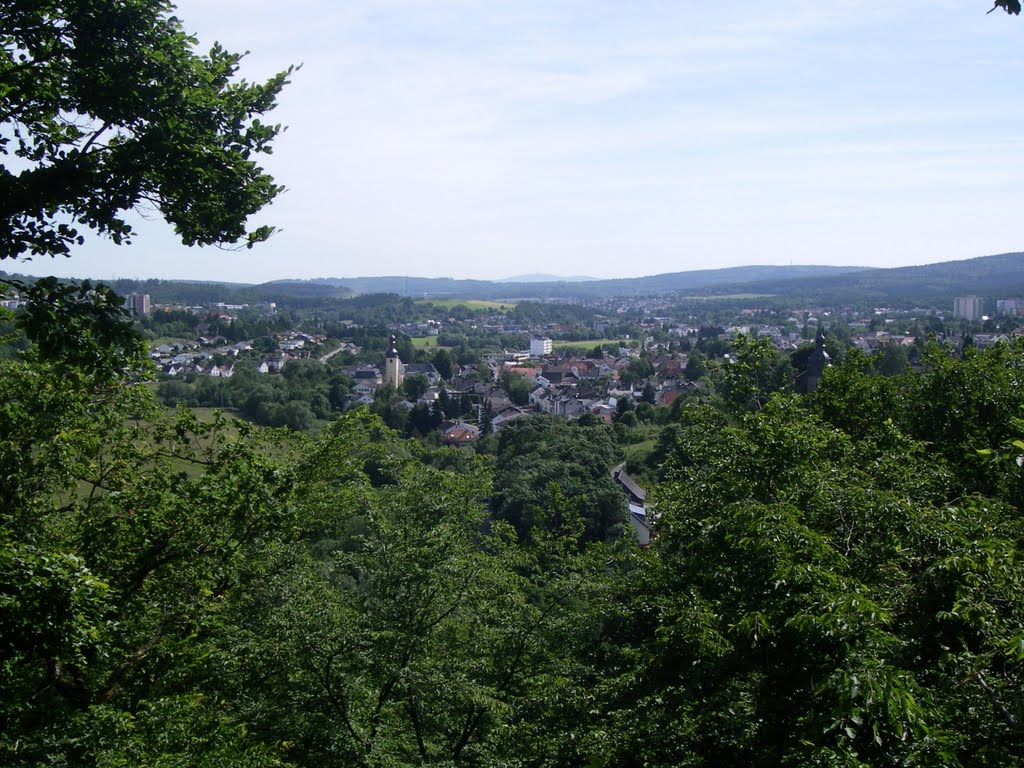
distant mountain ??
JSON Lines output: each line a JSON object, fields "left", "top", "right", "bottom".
{"left": 697, "top": 252, "right": 1024, "bottom": 306}
{"left": 572, "top": 265, "right": 867, "bottom": 298}
{"left": 300, "top": 276, "right": 497, "bottom": 297}
{"left": 107, "top": 278, "right": 354, "bottom": 304}
{"left": 497, "top": 273, "right": 597, "bottom": 283}
{"left": 258, "top": 279, "right": 355, "bottom": 299}
{"left": 277, "top": 255, "right": 1024, "bottom": 304}
{"left": 302, "top": 265, "right": 868, "bottom": 300}
{"left": 15, "top": 252, "right": 1024, "bottom": 307}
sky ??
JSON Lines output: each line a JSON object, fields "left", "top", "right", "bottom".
{"left": 17, "top": 0, "right": 1024, "bottom": 283}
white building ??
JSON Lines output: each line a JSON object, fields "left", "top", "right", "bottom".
{"left": 997, "top": 298, "right": 1024, "bottom": 316}
{"left": 953, "top": 296, "right": 984, "bottom": 321}
{"left": 124, "top": 293, "right": 151, "bottom": 317}
{"left": 530, "top": 336, "right": 553, "bottom": 357}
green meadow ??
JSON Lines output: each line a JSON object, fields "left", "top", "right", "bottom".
{"left": 416, "top": 298, "right": 518, "bottom": 311}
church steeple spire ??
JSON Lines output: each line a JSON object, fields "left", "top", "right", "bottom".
{"left": 805, "top": 326, "right": 831, "bottom": 393}
{"left": 385, "top": 334, "right": 404, "bottom": 389}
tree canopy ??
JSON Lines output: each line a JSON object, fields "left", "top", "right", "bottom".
{"left": 989, "top": 1, "right": 1021, "bottom": 15}
{"left": 1, "top": 0, "right": 293, "bottom": 260}
{"left": 491, "top": 415, "right": 627, "bottom": 543}
{"left": 3, "top": 2, "right": 1024, "bottom": 766}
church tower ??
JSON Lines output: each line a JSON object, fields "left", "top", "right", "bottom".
{"left": 804, "top": 326, "right": 831, "bottom": 393}
{"left": 385, "top": 334, "right": 404, "bottom": 389}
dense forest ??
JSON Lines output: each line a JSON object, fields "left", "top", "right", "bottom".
{"left": 3, "top": 303, "right": 1024, "bottom": 765}
{"left": 4, "top": 1, "right": 1024, "bottom": 764}
{"left": 10, "top": 251, "right": 1024, "bottom": 309}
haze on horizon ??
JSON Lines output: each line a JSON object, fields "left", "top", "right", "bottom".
{"left": 15, "top": 1, "right": 1024, "bottom": 285}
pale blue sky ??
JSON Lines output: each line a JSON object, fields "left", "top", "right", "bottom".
{"left": 21, "top": 0, "right": 1024, "bottom": 283}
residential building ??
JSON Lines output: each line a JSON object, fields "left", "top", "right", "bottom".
{"left": 124, "top": 293, "right": 151, "bottom": 317}
{"left": 997, "top": 298, "right": 1024, "bottom": 316}
{"left": 530, "top": 336, "right": 553, "bottom": 357}
{"left": 404, "top": 362, "right": 442, "bottom": 386}
{"left": 953, "top": 296, "right": 984, "bottom": 321}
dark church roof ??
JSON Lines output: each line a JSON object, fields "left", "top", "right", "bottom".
{"left": 807, "top": 327, "right": 831, "bottom": 376}
{"left": 405, "top": 363, "right": 439, "bottom": 375}
{"left": 613, "top": 468, "right": 647, "bottom": 504}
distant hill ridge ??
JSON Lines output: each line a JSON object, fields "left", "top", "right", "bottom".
{"left": 287, "top": 264, "right": 868, "bottom": 300}
{"left": 498, "top": 273, "right": 597, "bottom": 283}
{"left": 198, "top": 251, "right": 1024, "bottom": 305}
{"left": 701, "top": 252, "right": 1024, "bottom": 306}
{"left": 8, "top": 252, "right": 1024, "bottom": 305}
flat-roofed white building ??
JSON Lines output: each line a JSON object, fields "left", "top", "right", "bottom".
{"left": 953, "top": 296, "right": 983, "bottom": 321}
{"left": 124, "top": 293, "right": 151, "bottom": 317}
{"left": 997, "top": 298, "right": 1024, "bottom": 316}
{"left": 530, "top": 336, "right": 552, "bottom": 357}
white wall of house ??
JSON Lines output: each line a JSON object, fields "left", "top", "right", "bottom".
{"left": 530, "top": 337, "right": 553, "bottom": 357}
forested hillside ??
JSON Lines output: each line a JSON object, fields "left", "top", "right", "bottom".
{"left": 12, "top": 249, "right": 1024, "bottom": 308}
{"left": 4, "top": 1, "right": 1024, "bottom": 764}
{"left": 3, "top": 315, "right": 1024, "bottom": 765}
{"left": 704, "top": 252, "right": 1024, "bottom": 307}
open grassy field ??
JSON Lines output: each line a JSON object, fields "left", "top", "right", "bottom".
{"left": 678, "top": 293, "right": 775, "bottom": 300}
{"left": 551, "top": 338, "right": 630, "bottom": 350}
{"left": 416, "top": 299, "right": 518, "bottom": 312}
{"left": 622, "top": 429, "right": 661, "bottom": 488}
{"left": 624, "top": 437, "right": 658, "bottom": 464}
{"left": 188, "top": 406, "right": 246, "bottom": 433}
{"left": 410, "top": 336, "right": 440, "bottom": 349}
{"left": 70, "top": 407, "right": 251, "bottom": 499}
{"left": 150, "top": 336, "right": 196, "bottom": 347}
